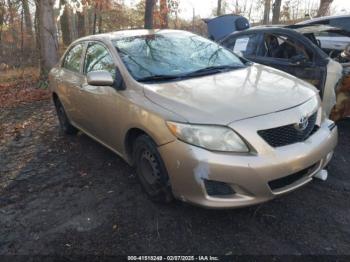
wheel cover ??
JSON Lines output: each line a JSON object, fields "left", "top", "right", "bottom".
{"left": 139, "top": 149, "right": 162, "bottom": 195}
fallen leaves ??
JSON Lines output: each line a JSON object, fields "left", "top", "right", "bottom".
{"left": 0, "top": 67, "right": 50, "bottom": 108}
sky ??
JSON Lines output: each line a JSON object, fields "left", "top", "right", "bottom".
{"left": 177, "top": 0, "right": 350, "bottom": 20}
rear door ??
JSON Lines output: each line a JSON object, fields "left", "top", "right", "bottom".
{"left": 58, "top": 43, "right": 86, "bottom": 126}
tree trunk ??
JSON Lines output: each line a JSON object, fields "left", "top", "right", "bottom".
{"left": 77, "top": 11, "right": 85, "bottom": 37}
{"left": 160, "top": 0, "right": 168, "bottom": 28}
{"left": 272, "top": 0, "right": 282, "bottom": 24}
{"left": 93, "top": 2, "right": 98, "bottom": 34}
{"left": 69, "top": 9, "right": 77, "bottom": 41}
{"left": 0, "top": 0, "right": 4, "bottom": 46}
{"left": 36, "top": 0, "right": 59, "bottom": 76}
{"left": 0, "top": 0, "right": 4, "bottom": 58}
{"left": 217, "top": 0, "right": 222, "bottom": 16}
{"left": 98, "top": 9, "right": 103, "bottom": 33}
{"left": 263, "top": 0, "right": 271, "bottom": 24}
{"left": 144, "top": 0, "right": 155, "bottom": 29}
{"left": 83, "top": 5, "right": 90, "bottom": 35}
{"left": 60, "top": 0, "right": 71, "bottom": 46}
{"left": 22, "top": 0, "right": 33, "bottom": 36}
{"left": 316, "top": 0, "right": 334, "bottom": 17}
{"left": 7, "top": 0, "right": 18, "bottom": 44}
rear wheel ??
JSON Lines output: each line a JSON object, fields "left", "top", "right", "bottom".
{"left": 133, "top": 135, "right": 173, "bottom": 203}
{"left": 54, "top": 98, "right": 78, "bottom": 135}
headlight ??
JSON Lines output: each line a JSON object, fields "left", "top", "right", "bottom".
{"left": 167, "top": 122, "right": 249, "bottom": 152}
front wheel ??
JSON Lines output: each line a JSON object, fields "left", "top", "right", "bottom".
{"left": 133, "top": 135, "right": 173, "bottom": 203}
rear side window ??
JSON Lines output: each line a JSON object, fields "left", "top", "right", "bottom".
{"left": 63, "top": 43, "right": 84, "bottom": 73}
{"left": 84, "top": 42, "right": 116, "bottom": 77}
{"left": 224, "top": 34, "right": 259, "bottom": 56}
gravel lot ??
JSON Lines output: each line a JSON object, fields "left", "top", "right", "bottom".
{"left": 0, "top": 100, "right": 349, "bottom": 255}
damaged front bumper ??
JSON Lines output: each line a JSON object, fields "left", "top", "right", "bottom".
{"left": 158, "top": 117, "right": 338, "bottom": 209}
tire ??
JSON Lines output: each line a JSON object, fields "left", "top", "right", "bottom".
{"left": 133, "top": 135, "right": 173, "bottom": 203}
{"left": 54, "top": 98, "right": 78, "bottom": 135}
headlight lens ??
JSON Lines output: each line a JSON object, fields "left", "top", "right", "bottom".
{"left": 167, "top": 122, "right": 249, "bottom": 152}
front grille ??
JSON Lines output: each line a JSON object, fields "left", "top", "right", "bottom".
{"left": 268, "top": 163, "right": 318, "bottom": 191}
{"left": 258, "top": 112, "right": 318, "bottom": 147}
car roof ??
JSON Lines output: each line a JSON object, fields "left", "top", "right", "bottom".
{"left": 287, "top": 24, "right": 350, "bottom": 36}
{"left": 231, "top": 25, "right": 296, "bottom": 34}
{"left": 73, "top": 29, "right": 193, "bottom": 43}
{"left": 297, "top": 15, "right": 350, "bottom": 24}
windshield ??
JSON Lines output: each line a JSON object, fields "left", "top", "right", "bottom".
{"left": 112, "top": 32, "right": 245, "bottom": 81}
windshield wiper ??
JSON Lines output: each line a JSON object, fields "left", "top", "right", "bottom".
{"left": 183, "top": 65, "right": 244, "bottom": 77}
{"left": 137, "top": 65, "right": 244, "bottom": 83}
{"left": 137, "top": 74, "right": 184, "bottom": 83}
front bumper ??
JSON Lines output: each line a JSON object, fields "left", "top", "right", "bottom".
{"left": 158, "top": 119, "right": 338, "bottom": 209}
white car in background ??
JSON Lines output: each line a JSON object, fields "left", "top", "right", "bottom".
{"left": 298, "top": 15, "right": 350, "bottom": 53}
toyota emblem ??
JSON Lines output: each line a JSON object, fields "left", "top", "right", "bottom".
{"left": 294, "top": 116, "right": 309, "bottom": 131}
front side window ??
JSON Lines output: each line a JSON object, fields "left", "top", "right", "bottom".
{"left": 224, "top": 34, "right": 259, "bottom": 57}
{"left": 63, "top": 43, "right": 84, "bottom": 73}
{"left": 84, "top": 42, "right": 116, "bottom": 77}
{"left": 112, "top": 32, "right": 245, "bottom": 81}
{"left": 261, "top": 33, "right": 313, "bottom": 61}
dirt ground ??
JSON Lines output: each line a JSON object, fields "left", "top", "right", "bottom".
{"left": 0, "top": 100, "right": 349, "bottom": 256}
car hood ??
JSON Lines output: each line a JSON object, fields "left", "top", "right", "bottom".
{"left": 143, "top": 64, "right": 318, "bottom": 125}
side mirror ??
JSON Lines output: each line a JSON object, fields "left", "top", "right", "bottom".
{"left": 87, "top": 71, "right": 114, "bottom": 86}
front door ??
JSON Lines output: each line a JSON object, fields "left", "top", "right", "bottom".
{"left": 253, "top": 32, "right": 326, "bottom": 93}
{"left": 80, "top": 41, "right": 122, "bottom": 148}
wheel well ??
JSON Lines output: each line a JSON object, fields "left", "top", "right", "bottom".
{"left": 52, "top": 92, "right": 59, "bottom": 106}
{"left": 125, "top": 128, "right": 150, "bottom": 164}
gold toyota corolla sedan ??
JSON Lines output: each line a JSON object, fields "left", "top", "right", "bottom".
{"left": 49, "top": 29, "right": 338, "bottom": 209}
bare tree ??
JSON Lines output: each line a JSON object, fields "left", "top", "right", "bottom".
{"left": 272, "top": 0, "right": 282, "bottom": 24}
{"left": 160, "top": 0, "right": 168, "bottom": 28}
{"left": 263, "top": 0, "right": 271, "bottom": 24}
{"left": 0, "top": 0, "right": 4, "bottom": 46}
{"left": 0, "top": 0, "right": 6, "bottom": 43}
{"left": 77, "top": 11, "right": 85, "bottom": 37}
{"left": 217, "top": 0, "right": 222, "bottom": 16}
{"left": 7, "top": 0, "right": 18, "bottom": 43}
{"left": 316, "top": 0, "right": 334, "bottom": 17}
{"left": 22, "top": 0, "right": 33, "bottom": 36}
{"left": 36, "top": 0, "right": 59, "bottom": 76}
{"left": 60, "top": 0, "right": 71, "bottom": 45}
{"left": 144, "top": 0, "right": 155, "bottom": 29}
